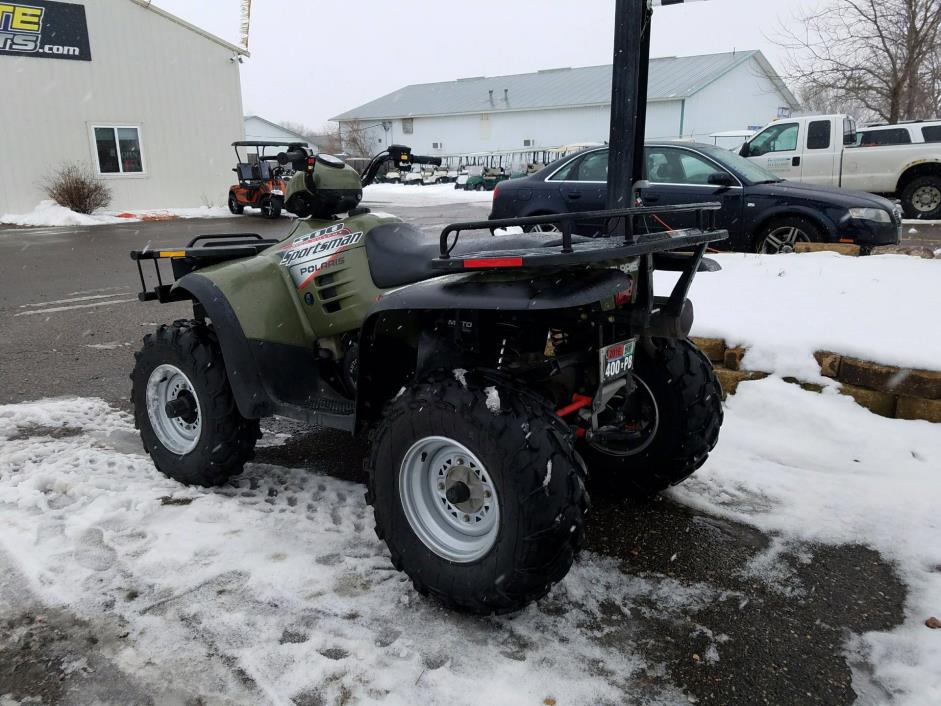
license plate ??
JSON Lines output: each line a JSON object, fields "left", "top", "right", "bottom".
{"left": 600, "top": 338, "right": 637, "bottom": 384}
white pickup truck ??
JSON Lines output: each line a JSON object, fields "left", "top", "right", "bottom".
{"left": 740, "top": 114, "right": 941, "bottom": 219}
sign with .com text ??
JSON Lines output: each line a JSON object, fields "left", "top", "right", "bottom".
{"left": 0, "top": 1, "right": 91, "bottom": 61}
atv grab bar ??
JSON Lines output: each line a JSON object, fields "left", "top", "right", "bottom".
{"left": 437, "top": 201, "right": 722, "bottom": 259}
{"left": 186, "top": 233, "right": 266, "bottom": 248}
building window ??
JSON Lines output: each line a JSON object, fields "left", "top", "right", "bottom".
{"left": 432, "top": 142, "right": 443, "bottom": 150}
{"left": 523, "top": 139, "right": 534, "bottom": 147}
{"left": 402, "top": 118, "right": 414, "bottom": 134}
{"left": 93, "top": 126, "right": 144, "bottom": 174}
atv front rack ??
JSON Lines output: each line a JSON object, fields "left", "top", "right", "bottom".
{"left": 433, "top": 202, "right": 726, "bottom": 271}
{"left": 130, "top": 233, "right": 279, "bottom": 303}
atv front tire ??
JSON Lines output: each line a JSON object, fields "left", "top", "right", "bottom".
{"left": 579, "top": 338, "right": 722, "bottom": 497}
{"left": 367, "top": 372, "right": 588, "bottom": 615}
{"left": 228, "top": 193, "right": 244, "bottom": 215}
{"left": 131, "top": 320, "right": 260, "bottom": 487}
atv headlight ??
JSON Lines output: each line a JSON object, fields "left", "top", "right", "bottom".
{"left": 270, "top": 189, "right": 284, "bottom": 197}
{"left": 848, "top": 207, "right": 891, "bottom": 223}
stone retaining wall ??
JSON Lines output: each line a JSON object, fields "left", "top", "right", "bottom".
{"left": 690, "top": 337, "right": 941, "bottom": 423}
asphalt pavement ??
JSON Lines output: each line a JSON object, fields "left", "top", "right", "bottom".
{"left": 0, "top": 202, "right": 917, "bottom": 705}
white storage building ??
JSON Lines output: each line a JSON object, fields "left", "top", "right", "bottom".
{"left": 0, "top": 0, "right": 246, "bottom": 215}
{"left": 243, "top": 115, "right": 317, "bottom": 151}
{"left": 332, "top": 51, "right": 800, "bottom": 158}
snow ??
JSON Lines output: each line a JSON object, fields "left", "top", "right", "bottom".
{"left": 0, "top": 199, "right": 127, "bottom": 227}
{"left": 452, "top": 368, "right": 468, "bottom": 388}
{"left": 362, "top": 183, "right": 494, "bottom": 207}
{"left": 669, "top": 377, "right": 941, "bottom": 705}
{"left": 543, "top": 460, "right": 553, "bottom": 490}
{"left": 663, "top": 252, "right": 941, "bottom": 379}
{"left": 0, "top": 397, "right": 696, "bottom": 705}
{"left": 485, "top": 386, "right": 501, "bottom": 413}
{"left": 1, "top": 385, "right": 939, "bottom": 702}
{"left": 0, "top": 201, "right": 243, "bottom": 228}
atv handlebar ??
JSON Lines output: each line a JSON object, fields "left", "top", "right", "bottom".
{"left": 411, "top": 155, "right": 442, "bottom": 166}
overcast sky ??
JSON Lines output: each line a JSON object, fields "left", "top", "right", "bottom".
{"left": 152, "top": 0, "right": 824, "bottom": 130}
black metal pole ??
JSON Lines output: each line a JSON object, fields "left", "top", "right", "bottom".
{"left": 606, "top": 0, "right": 651, "bottom": 215}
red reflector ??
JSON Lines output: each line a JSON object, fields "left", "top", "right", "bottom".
{"left": 463, "top": 257, "right": 523, "bottom": 268}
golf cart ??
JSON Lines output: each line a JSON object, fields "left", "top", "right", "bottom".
{"left": 228, "top": 141, "right": 308, "bottom": 219}
{"left": 466, "top": 161, "right": 510, "bottom": 191}
{"left": 128, "top": 0, "right": 722, "bottom": 616}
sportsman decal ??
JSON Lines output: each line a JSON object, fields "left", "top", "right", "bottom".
{"left": 279, "top": 223, "right": 363, "bottom": 290}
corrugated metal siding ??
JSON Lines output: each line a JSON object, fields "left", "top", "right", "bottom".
{"left": 333, "top": 51, "right": 767, "bottom": 120}
{"left": 0, "top": 0, "right": 244, "bottom": 214}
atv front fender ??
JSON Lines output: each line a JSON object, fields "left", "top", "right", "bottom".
{"left": 174, "top": 273, "right": 274, "bottom": 419}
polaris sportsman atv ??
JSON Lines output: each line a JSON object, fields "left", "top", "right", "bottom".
{"left": 129, "top": 0, "right": 724, "bottom": 615}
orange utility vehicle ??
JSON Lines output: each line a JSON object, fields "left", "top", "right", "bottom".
{"left": 227, "top": 141, "right": 309, "bottom": 219}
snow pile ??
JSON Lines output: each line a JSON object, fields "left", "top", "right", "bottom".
{"left": 1, "top": 201, "right": 239, "bottom": 227}
{"left": 363, "top": 183, "right": 494, "bottom": 206}
{"left": 671, "top": 377, "right": 941, "bottom": 705}
{"left": 662, "top": 252, "right": 941, "bottom": 379}
{"left": 128, "top": 205, "right": 234, "bottom": 220}
{"left": 0, "top": 397, "right": 692, "bottom": 705}
{"left": 0, "top": 199, "right": 127, "bottom": 227}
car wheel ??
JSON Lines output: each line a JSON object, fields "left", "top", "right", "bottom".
{"left": 524, "top": 222, "right": 562, "bottom": 234}
{"left": 755, "top": 216, "right": 822, "bottom": 254}
{"left": 900, "top": 175, "right": 941, "bottom": 220}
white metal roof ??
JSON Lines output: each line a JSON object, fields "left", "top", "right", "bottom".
{"left": 332, "top": 51, "right": 798, "bottom": 121}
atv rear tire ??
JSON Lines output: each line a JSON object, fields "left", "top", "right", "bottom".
{"left": 131, "top": 320, "right": 260, "bottom": 487}
{"left": 367, "top": 371, "right": 588, "bottom": 615}
{"left": 579, "top": 338, "right": 722, "bottom": 498}
{"left": 228, "top": 193, "right": 244, "bottom": 215}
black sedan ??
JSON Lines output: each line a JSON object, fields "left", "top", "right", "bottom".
{"left": 489, "top": 143, "right": 902, "bottom": 253}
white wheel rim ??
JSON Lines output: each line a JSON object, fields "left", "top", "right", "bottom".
{"left": 399, "top": 436, "right": 499, "bottom": 563}
{"left": 530, "top": 223, "right": 562, "bottom": 233}
{"left": 146, "top": 364, "right": 202, "bottom": 455}
{"left": 912, "top": 185, "right": 941, "bottom": 213}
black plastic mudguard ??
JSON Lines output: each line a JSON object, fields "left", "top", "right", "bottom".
{"left": 175, "top": 273, "right": 354, "bottom": 430}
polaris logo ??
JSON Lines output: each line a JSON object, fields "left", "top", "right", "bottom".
{"left": 281, "top": 230, "right": 362, "bottom": 266}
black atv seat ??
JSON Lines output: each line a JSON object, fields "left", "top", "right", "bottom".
{"left": 365, "top": 222, "right": 592, "bottom": 289}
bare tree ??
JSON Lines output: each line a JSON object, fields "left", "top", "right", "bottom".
{"left": 339, "top": 120, "right": 378, "bottom": 157}
{"left": 277, "top": 121, "right": 321, "bottom": 145}
{"left": 778, "top": 0, "right": 941, "bottom": 122}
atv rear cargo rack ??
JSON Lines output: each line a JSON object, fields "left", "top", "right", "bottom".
{"left": 433, "top": 202, "right": 727, "bottom": 271}
{"left": 130, "top": 233, "right": 279, "bottom": 303}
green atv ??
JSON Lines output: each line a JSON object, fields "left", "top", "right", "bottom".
{"left": 130, "top": 142, "right": 725, "bottom": 615}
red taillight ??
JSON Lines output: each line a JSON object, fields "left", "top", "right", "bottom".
{"left": 614, "top": 284, "right": 633, "bottom": 307}
{"left": 493, "top": 185, "right": 501, "bottom": 200}
{"left": 463, "top": 257, "right": 523, "bottom": 269}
